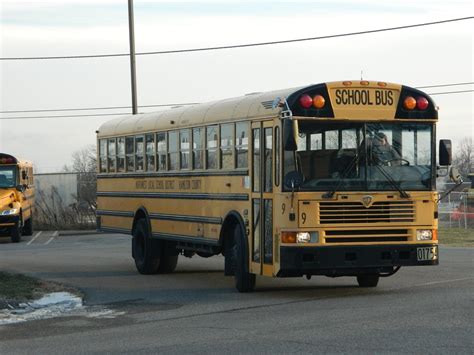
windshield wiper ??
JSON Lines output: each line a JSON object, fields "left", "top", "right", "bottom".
{"left": 373, "top": 164, "right": 410, "bottom": 198}
{"left": 323, "top": 145, "right": 364, "bottom": 199}
{"left": 323, "top": 145, "right": 410, "bottom": 199}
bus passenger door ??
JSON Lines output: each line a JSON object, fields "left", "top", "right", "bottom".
{"left": 250, "top": 121, "right": 274, "bottom": 276}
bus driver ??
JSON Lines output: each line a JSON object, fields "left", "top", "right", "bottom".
{"left": 370, "top": 132, "right": 401, "bottom": 165}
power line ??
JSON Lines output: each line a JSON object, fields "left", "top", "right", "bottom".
{"left": 1, "top": 16, "right": 472, "bottom": 61}
{"left": 1, "top": 82, "right": 472, "bottom": 115}
{"left": 0, "top": 103, "right": 198, "bottom": 114}
{"left": 1, "top": 89, "right": 472, "bottom": 120}
{"left": 0, "top": 112, "right": 133, "bottom": 120}
{"left": 417, "top": 82, "right": 473, "bottom": 89}
{"left": 427, "top": 89, "right": 474, "bottom": 95}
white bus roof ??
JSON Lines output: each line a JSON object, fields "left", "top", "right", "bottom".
{"left": 97, "top": 86, "right": 302, "bottom": 138}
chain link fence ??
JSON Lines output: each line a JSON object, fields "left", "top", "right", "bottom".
{"left": 438, "top": 182, "right": 473, "bottom": 229}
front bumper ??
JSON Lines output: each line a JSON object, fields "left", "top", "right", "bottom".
{"left": 278, "top": 244, "right": 438, "bottom": 277}
{"left": 0, "top": 214, "right": 20, "bottom": 227}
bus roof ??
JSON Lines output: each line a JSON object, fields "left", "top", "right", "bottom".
{"left": 97, "top": 86, "right": 300, "bottom": 138}
{"left": 0, "top": 153, "right": 32, "bottom": 167}
{"left": 97, "top": 81, "right": 435, "bottom": 138}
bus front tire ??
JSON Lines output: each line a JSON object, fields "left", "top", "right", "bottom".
{"left": 357, "top": 274, "right": 380, "bottom": 287}
{"left": 11, "top": 217, "right": 22, "bottom": 243}
{"left": 23, "top": 215, "right": 33, "bottom": 236}
{"left": 132, "top": 219, "right": 160, "bottom": 275}
{"left": 232, "top": 225, "right": 256, "bottom": 293}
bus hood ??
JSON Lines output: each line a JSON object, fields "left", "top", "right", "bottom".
{"left": 0, "top": 190, "right": 16, "bottom": 210}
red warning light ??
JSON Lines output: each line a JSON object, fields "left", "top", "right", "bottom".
{"left": 416, "top": 97, "right": 429, "bottom": 110}
{"left": 299, "top": 94, "right": 313, "bottom": 108}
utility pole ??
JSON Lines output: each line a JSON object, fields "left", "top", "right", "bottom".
{"left": 128, "top": 0, "right": 138, "bottom": 114}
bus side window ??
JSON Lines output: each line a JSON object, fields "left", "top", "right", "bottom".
{"left": 236, "top": 122, "right": 248, "bottom": 168}
{"left": 220, "top": 123, "right": 234, "bottom": 170}
{"left": 135, "top": 136, "right": 145, "bottom": 172}
{"left": 206, "top": 125, "right": 218, "bottom": 169}
{"left": 310, "top": 133, "right": 322, "bottom": 150}
{"left": 145, "top": 134, "right": 155, "bottom": 171}
{"left": 264, "top": 127, "right": 272, "bottom": 192}
{"left": 168, "top": 131, "right": 179, "bottom": 170}
{"left": 125, "top": 136, "right": 134, "bottom": 172}
{"left": 108, "top": 138, "right": 117, "bottom": 173}
{"left": 193, "top": 127, "right": 204, "bottom": 169}
{"left": 325, "top": 130, "right": 339, "bottom": 149}
{"left": 99, "top": 139, "right": 107, "bottom": 173}
{"left": 117, "top": 137, "right": 125, "bottom": 172}
{"left": 275, "top": 126, "right": 280, "bottom": 187}
{"left": 180, "top": 129, "right": 190, "bottom": 170}
{"left": 157, "top": 132, "right": 167, "bottom": 171}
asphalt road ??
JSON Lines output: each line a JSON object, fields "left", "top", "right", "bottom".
{"left": 0, "top": 232, "right": 473, "bottom": 354}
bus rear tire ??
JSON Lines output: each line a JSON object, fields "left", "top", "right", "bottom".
{"left": 23, "top": 215, "right": 33, "bottom": 236}
{"left": 357, "top": 274, "right": 379, "bottom": 287}
{"left": 132, "top": 219, "right": 160, "bottom": 275}
{"left": 157, "top": 241, "right": 178, "bottom": 274}
{"left": 232, "top": 224, "right": 256, "bottom": 293}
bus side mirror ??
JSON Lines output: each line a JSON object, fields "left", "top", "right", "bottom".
{"left": 283, "top": 119, "right": 298, "bottom": 151}
{"left": 16, "top": 184, "right": 25, "bottom": 192}
{"left": 449, "top": 167, "right": 463, "bottom": 184}
{"left": 439, "top": 139, "right": 452, "bottom": 166}
{"left": 284, "top": 171, "right": 304, "bottom": 189}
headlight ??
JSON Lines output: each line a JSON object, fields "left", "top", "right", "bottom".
{"left": 296, "top": 232, "right": 311, "bottom": 243}
{"left": 0, "top": 208, "right": 19, "bottom": 216}
{"left": 417, "top": 229, "right": 433, "bottom": 241}
{"left": 282, "top": 231, "right": 319, "bottom": 243}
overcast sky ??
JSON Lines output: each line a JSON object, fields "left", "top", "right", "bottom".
{"left": 0, "top": 0, "right": 472, "bottom": 172}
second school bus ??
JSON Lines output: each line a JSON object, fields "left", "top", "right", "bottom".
{"left": 96, "top": 81, "right": 456, "bottom": 292}
{"left": 0, "top": 153, "right": 35, "bottom": 243}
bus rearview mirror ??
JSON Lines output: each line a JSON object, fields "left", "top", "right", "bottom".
{"left": 439, "top": 139, "right": 452, "bottom": 166}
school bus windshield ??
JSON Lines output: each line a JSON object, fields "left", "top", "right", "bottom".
{"left": 284, "top": 121, "right": 434, "bottom": 192}
{"left": 0, "top": 166, "right": 17, "bottom": 188}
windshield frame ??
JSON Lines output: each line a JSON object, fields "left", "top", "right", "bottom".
{"left": 282, "top": 120, "right": 436, "bottom": 193}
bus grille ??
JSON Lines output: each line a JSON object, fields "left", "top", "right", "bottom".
{"left": 319, "top": 201, "right": 414, "bottom": 224}
{"left": 324, "top": 229, "right": 410, "bottom": 243}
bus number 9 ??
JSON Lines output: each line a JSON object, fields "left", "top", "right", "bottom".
{"left": 301, "top": 212, "right": 307, "bottom": 224}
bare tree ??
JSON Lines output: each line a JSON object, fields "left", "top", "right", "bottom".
{"left": 452, "top": 137, "right": 473, "bottom": 178}
{"left": 71, "top": 145, "right": 97, "bottom": 211}
{"left": 37, "top": 145, "right": 97, "bottom": 230}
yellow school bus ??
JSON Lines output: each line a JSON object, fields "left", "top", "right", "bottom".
{"left": 0, "top": 153, "right": 35, "bottom": 242}
{"left": 96, "top": 81, "right": 454, "bottom": 292}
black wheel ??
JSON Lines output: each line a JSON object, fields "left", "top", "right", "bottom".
{"left": 23, "top": 214, "right": 33, "bottom": 236}
{"left": 11, "top": 216, "right": 22, "bottom": 243}
{"left": 132, "top": 219, "right": 160, "bottom": 274}
{"left": 231, "top": 224, "right": 256, "bottom": 293}
{"left": 357, "top": 274, "right": 380, "bottom": 287}
{"left": 157, "top": 241, "right": 179, "bottom": 274}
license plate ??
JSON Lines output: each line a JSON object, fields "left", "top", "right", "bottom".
{"left": 417, "top": 247, "right": 438, "bottom": 261}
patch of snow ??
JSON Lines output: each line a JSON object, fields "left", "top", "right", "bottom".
{"left": 0, "top": 292, "right": 83, "bottom": 325}
{"left": 0, "top": 292, "right": 128, "bottom": 325}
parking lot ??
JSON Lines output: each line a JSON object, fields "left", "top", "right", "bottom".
{"left": 0, "top": 232, "right": 473, "bottom": 354}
